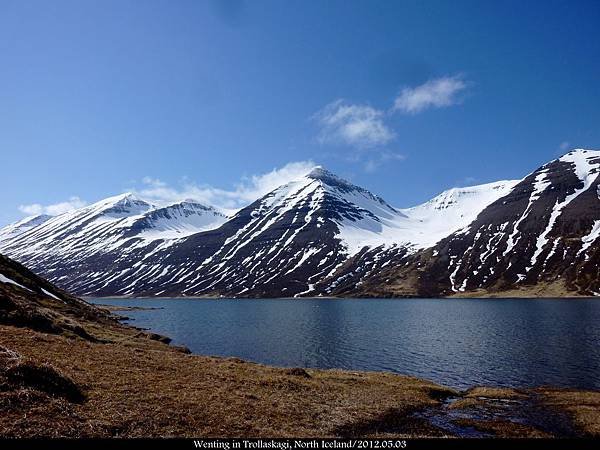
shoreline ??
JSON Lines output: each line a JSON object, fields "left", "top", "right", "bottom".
{"left": 94, "top": 305, "right": 600, "bottom": 394}
{"left": 2, "top": 288, "right": 599, "bottom": 438}
{"left": 1, "top": 290, "right": 600, "bottom": 439}
{"left": 1, "top": 319, "right": 599, "bottom": 438}
{"left": 89, "top": 300, "right": 600, "bottom": 394}
{"left": 85, "top": 294, "right": 600, "bottom": 301}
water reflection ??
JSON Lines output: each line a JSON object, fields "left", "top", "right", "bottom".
{"left": 91, "top": 298, "right": 600, "bottom": 390}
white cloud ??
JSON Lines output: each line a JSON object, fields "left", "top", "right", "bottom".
{"left": 141, "top": 176, "right": 167, "bottom": 187}
{"left": 311, "top": 74, "right": 469, "bottom": 171}
{"left": 18, "top": 196, "right": 87, "bottom": 217}
{"left": 18, "top": 204, "right": 44, "bottom": 216}
{"left": 132, "top": 161, "right": 317, "bottom": 213}
{"left": 235, "top": 161, "right": 318, "bottom": 201}
{"left": 393, "top": 75, "right": 467, "bottom": 114}
{"left": 314, "top": 100, "right": 395, "bottom": 148}
{"left": 559, "top": 141, "right": 571, "bottom": 152}
{"left": 17, "top": 163, "right": 318, "bottom": 219}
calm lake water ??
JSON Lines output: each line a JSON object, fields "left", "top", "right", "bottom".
{"left": 90, "top": 298, "right": 600, "bottom": 390}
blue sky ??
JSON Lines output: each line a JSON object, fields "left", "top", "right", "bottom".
{"left": 1, "top": 0, "right": 599, "bottom": 224}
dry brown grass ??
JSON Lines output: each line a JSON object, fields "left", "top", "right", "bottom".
{"left": 449, "top": 280, "right": 584, "bottom": 298}
{"left": 451, "top": 418, "right": 551, "bottom": 438}
{"left": 0, "top": 321, "right": 459, "bottom": 438}
{"left": 1, "top": 291, "right": 599, "bottom": 438}
{"left": 3, "top": 358, "right": 85, "bottom": 403}
{"left": 463, "top": 386, "right": 528, "bottom": 399}
{"left": 536, "top": 388, "right": 600, "bottom": 437}
{"left": 445, "top": 387, "right": 527, "bottom": 412}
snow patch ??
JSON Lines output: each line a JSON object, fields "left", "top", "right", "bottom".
{"left": 528, "top": 151, "right": 600, "bottom": 270}
{"left": 0, "top": 273, "right": 32, "bottom": 291}
{"left": 578, "top": 219, "right": 600, "bottom": 260}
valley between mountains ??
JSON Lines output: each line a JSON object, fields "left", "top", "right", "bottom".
{"left": 2, "top": 149, "right": 600, "bottom": 298}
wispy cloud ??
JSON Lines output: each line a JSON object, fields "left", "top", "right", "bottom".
{"left": 16, "top": 163, "right": 317, "bottom": 218}
{"left": 313, "top": 100, "right": 395, "bottom": 149}
{"left": 132, "top": 161, "right": 317, "bottom": 213}
{"left": 364, "top": 151, "right": 406, "bottom": 173}
{"left": 18, "top": 196, "right": 87, "bottom": 216}
{"left": 559, "top": 141, "right": 571, "bottom": 152}
{"left": 311, "top": 74, "right": 468, "bottom": 172}
{"left": 393, "top": 75, "right": 467, "bottom": 114}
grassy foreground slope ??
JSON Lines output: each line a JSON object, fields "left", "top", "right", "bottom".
{"left": 1, "top": 254, "right": 599, "bottom": 438}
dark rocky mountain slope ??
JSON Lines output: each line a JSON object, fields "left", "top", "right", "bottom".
{"left": 335, "top": 150, "right": 600, "bottom": 297}
{"left": 0, "top": 253, "right": 112, "bottom": 338}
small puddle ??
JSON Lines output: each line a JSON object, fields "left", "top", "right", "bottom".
{"left": 413, "top": 393, "right": 579, "bottom": 438}
{"left": 413, "top": 397, "right": 491, "bottom": 438}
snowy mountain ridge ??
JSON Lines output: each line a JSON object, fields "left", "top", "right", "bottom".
{"left": 338, "top": 179, "right": 519, "bottom": 255}
{"left": 0, "top": 163, "right": 522, "bottom": 297}
{"left": 0, "top": 193, "right": 227, "bottom": 288}
{"left": 0, "top": 214, "right": 53, "bottom": 242}
{"left": 3, "top": 149, "right": 600, "bottom": 298}
{"left": 327, "top": 149, "right": 600, "bottom": 298}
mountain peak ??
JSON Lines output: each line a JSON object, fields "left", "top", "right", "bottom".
{"left": 559, "top": 148, "right": 600, "bottom": 160}
{"left": 110, "top": 192, "right": 141, "bottom": 202}
{"left": 306, "top": 165, "right": 326, "bottom": 176}
{"left": 306, "top": 167, "right": 359, "bottom": 190}
{"left": 158, "top": 199, "right": 226, "bottom": 216}
{"left": 91, "top": 193, "right": 153, "bottom": 218}
{"left": 95, "top": 192, "right": 140, "bottom": 206}
{"left": 306, "top": 166, "right": 334, "bottom": 180}
{"left": 407, "top": 180, "right": 519, "bottom": 215}
{"left": 180, "top": 198, "right": 204, "bottom": 205}
{"left": 177, "top": 199, "right": 218, "bottom": 209}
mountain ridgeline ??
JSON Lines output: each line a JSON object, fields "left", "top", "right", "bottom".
{"left": 2, "top": 149, "right": 600, "bottom": 298}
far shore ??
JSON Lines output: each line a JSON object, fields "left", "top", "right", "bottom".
{"left": 84, "top": 294, "right": 600, "bottom": 301}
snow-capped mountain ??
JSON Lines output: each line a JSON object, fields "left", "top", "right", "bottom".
{"left": 0, "top": 167, "right": 520, "bottom": 297}
{"left": 314, "top": 179, "right": 519, "bottom": 296}
{"left": 0, "top": 214, "right": 53, "bottom": 241}
{"left": 397, "top": 180, "right": 519, "bottom": 247}
{"left": 129, "top": 166, "right": 414, "bottom": 297}
{"left": 338, "top": 149, "right": 600, "bottom": 297}
{"left": 131, "top": 200, "right": 229, "bottom": 240}
{"left": 0, "top": 193, "right": 227, "bottom": 294}
{"left": 3, "top": 150, "right": 599, "bottom": 298}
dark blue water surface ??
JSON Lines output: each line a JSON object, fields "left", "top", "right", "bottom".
{"left": 89, "top": 298, "right": 600, "bottom": 390}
